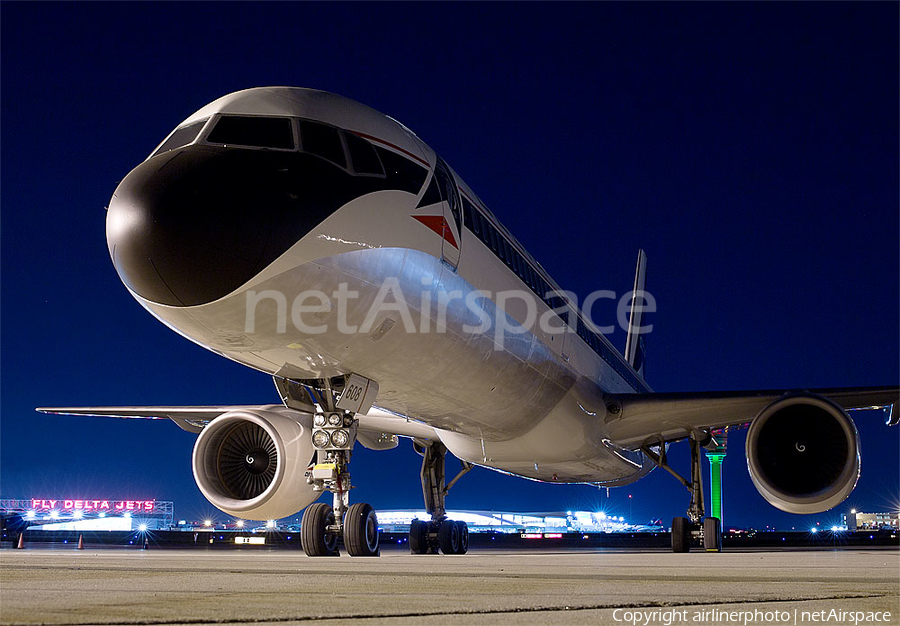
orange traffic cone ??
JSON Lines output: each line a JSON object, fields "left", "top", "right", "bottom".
{"left": 77, "top": 535, "right": 84, "bottom": 550}
{"left": 16, "top": 533, "right": 24, "bottom": 549}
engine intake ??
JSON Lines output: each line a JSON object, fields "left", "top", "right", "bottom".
{"left": 192, "top": 409, "right": 318, "bottom": 520}
{"left": 746, "top": 394, "right": 860, "bottom": 514}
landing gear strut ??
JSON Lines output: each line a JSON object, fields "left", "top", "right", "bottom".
{"left": 409, "top": 441, "right": 472, "bottom": 554}
{"left": 641, "top": 432, "right": 721, "bottom": 553}
{"left": 294, "top": 377, "right": 380, "bottom": 557}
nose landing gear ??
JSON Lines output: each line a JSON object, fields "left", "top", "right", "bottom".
{"left": 287, "top": 377, "right": 381, "bottom": 557}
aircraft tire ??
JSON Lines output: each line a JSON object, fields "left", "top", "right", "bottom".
{"left": 301, "top": 503, "right": 339, "bottom": 557}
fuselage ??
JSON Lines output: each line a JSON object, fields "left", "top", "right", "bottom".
{"left": 107, "top": 87, "right": 652, "bottom": 485}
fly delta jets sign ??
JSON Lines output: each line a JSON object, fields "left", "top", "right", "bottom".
{"left": 30, "top": 498, "right": 157, "bottom": 512}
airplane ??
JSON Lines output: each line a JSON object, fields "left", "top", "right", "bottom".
{"left": 39, "top": 87, "right": 898, "bottom": 557}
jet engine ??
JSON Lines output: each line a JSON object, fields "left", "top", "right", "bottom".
{"left": 192, "top": 409, "right": 318, "bottom": 520}
{"left": 746, "top": 394, "right": 860, "bottom": 514}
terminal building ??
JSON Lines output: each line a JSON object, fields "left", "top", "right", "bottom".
{"left": 846, "top": 510, "right": 899, "bottom": 531}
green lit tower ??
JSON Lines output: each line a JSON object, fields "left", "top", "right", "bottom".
{"left": 706, "top": 431, "right": 728, "bottom": 524}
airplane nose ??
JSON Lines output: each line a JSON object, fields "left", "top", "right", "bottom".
{"left": 106, "top": 147, "right": 304, "bottom": 307}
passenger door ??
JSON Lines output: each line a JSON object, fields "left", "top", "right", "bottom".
{"left": 433, "top": 157, "right": 461, "bottom": 269}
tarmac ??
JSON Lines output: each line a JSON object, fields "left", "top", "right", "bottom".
{"left": 1, "top": 547, "right": 898, "bottom": 625}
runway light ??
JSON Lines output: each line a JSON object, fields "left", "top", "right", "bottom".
{"left": 138, "top": 524, "right": 147, "bottom": 532}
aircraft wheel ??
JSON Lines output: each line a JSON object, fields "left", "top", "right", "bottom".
{"left": 438, "top": 519, "right": 460, "bottom": 554}
{"left": 671, "top": 516, "right": 691, "bottom": 553}
{"left": 455, "top": 520, "right": 469, "bottom": 554}
{"left": 344, "top": 502, "right": 380, "bottom": 557}
{"left": 703, "top": 517, "right": 722, "bottom": 552}
{"left": 409, "top": 519, "right": 428, "bottom": 554}
{"left": 301, "top": 502, "right": 339, "bottom": 557}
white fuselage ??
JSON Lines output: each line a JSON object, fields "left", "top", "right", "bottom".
{"left": 109, "top": 87, "right": 652, "bottom": 485}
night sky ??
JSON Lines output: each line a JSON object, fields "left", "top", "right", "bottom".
{"left": 2, "top": 3, "right": 897, "bottom": 530}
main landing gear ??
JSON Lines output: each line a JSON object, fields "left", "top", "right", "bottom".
{"left": 641, "top": 431, "right": 722, "bottom": 553}
{"left": 295, "top": 378, "right": 380, "bottom": 557}
{"left": 409, "top": 441, "right": 473, "bottom": 555}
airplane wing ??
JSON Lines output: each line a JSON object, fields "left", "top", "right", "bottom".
{"left": 35, "top": 404, "right": 438, "bottom": 443}
{"left": 604, "top": 386, "right": 899, "bottom": 449}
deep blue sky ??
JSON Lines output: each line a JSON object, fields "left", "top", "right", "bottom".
{"left": 2, "top": 2, "right": 897, "bottom": 530}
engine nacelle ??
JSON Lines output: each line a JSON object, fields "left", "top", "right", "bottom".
{"left": 192, "top": 409, "right": 318, "bottom": 521}
{"left": 746, "top": 394, "right": 860, "bottom": 514}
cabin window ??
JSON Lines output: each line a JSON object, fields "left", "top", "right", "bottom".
{"left": 344, "top": 132, "right": 384, "bottom": 176}
{"left": 152, "top": 119, "right": 207, "bottom": 157}
{"left": 207, "top": 116, "right": 294, "bottom": 150}
{"left": 298, "top": 120, "right": 346, "bottom": 168}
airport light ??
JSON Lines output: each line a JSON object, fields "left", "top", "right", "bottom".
{"left": 266, "top": 519, "right": 275, "bottom": 529}
{"left": 138, "top": 523, "right": 147, "bottom": 532}
{"left": 124, "top": 512, "right": 131, "bottom": 519}
{"left": 73, "top": 510, "right": 83, "bottom": 519}
{"left": 831, "top": 526, "right": 839, "bottom": 532}
{"left": 50, "top": 510, "right": 59, "bottom": 519}
{"left": 98, "top": 512, "right": 106, "bottom": 518}
{"left": 204, "top": 519, "right": 212, "bottom": 527}
{"left": 851, "top": 509, "right": 857, "bottom": 514}
{"left": 236, "top": 520, "right": 244, "bottom": 528}
{"left": 25, "top": 510, "right": 35, "bottom": 519}
{"left": 810, "top": 527, "right": 818, "bottom": 533}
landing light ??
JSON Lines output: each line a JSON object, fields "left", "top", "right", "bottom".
{"left": 312, "top": 430, "right": 330, "bottom": 448}
{"left": 330, "top": 429, "right": 350, "bottom": 448}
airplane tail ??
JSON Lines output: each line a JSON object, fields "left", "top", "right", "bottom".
{"left": 624, "top": 249, "right": 648, "bottom": 379}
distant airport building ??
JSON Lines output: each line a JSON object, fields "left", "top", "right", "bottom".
{"left": 373, "top": 510, "right": 656, "bottom": 533}
{"left": 845, "top": 510, "right": 899, "bottom": 531}
{"left": 0, "top": 497, "right": 174, "bottom": 531}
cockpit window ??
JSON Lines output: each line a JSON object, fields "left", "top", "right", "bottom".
{"left": 206, "top": 116, "right": 294, "bottom": 150}
{"left": 152, "top": 119, "right": 207, "bottom": 157}
{"left": 344, "top": 132, "right": 384, "bottom": 176}
{"left": 299, "top": 120, "right": 346, "bottom": 168}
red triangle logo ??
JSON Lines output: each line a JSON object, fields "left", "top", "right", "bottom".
{"left": 411, "top": 215, "right": 458, "bottom": 248}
